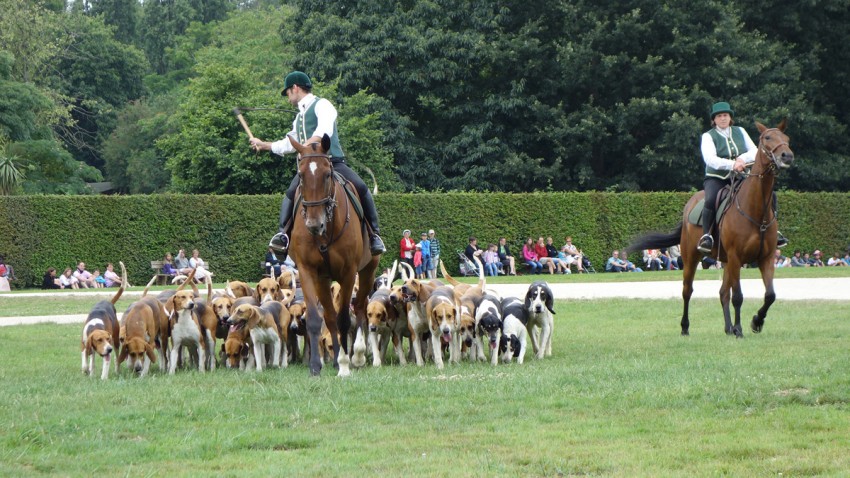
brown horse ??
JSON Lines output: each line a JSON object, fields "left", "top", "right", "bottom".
{"left": 287, "top": 134, "right": 380, "bottom": 376}
{"left": 629, "top": 121, "right": 794, "bottom": 337}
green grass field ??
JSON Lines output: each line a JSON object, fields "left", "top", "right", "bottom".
{"left": 1, "top": 295, "right": 848, "bottom": 476}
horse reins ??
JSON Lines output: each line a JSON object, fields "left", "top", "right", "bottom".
{"left": 729, "top": 128, "right": 786, "bottom": 258}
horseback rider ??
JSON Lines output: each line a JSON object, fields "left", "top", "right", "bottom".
{"left": 697, "top": 101, "right": 787, "bottom": 254}
{"left": 250, "top": 71, "right": 386, "bottom": 260}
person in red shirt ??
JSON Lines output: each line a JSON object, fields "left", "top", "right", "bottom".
{"left": 534, "top": 237, "right": 557, "bottom": 274}
{"left": 399, "top": 229, "right": 416, "bottom": 269}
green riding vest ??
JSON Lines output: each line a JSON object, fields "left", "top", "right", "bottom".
{"left": 705, "top": 127, "right": 747, "bottom": 179}
{"left": 296, "top": 97, "right": 345, "bottom": 159}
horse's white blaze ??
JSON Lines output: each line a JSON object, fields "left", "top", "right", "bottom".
{"left": 309, "top": 161, "right": 317, "bottom": 175}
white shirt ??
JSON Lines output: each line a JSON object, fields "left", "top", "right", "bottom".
{"left": 270, "top": 93, "right": 338, "bottom": 156}
{"left": 700, "top": 126, "right": 757, "bottom": 172}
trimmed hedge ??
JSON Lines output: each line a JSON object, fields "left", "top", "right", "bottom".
{"left": 1, "top": 192, "right": 848, "bottom": 288}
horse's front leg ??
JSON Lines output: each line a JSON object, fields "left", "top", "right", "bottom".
{"left": 724, "top": 260, "right": 745, "bottom": 338}
{"left": 752, "top": 257, "right": 776, "bottom": 333}
{"left": 719, "top": 267, "right": 735, "bottom": 336}
{"left": 301, "top": 276, "right": 326, "bottom": 376}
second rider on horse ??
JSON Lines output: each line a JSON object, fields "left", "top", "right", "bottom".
{"left": 250, "top": 71, "right": 386, "bottom": 260}
{"left": 698, "top": 101, "right": 787, "bottom": 254}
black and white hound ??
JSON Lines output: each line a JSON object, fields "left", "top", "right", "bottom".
{"left": 524, "top": 281, "right": 555, "bottom": 359}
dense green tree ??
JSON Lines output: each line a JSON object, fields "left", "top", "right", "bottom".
{"left": 7, "top": 140, "right": 102, "bottom": 194}
{"left": 0, "top": 0, "right": 66, "bottom": 84}
{"left": 88, "top": 0, "right": 140, "bottom": 45}
{"left": 287, "top": 0, "right": 849, "bottom": 192}
{"left": 0, "top": 52, "right": 55, "bottom": 142}
{"left": 102, "top": 95, "right": 177, "bottom": 193}
{"left": 50, "top": 12, "right": 148, "bottom": 169}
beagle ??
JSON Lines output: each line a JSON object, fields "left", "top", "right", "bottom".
{"left": 118, "top": 296, "right": 169, "bottom": 376}
{"left": 286, "top": 298, "right": 309, "bottom": 365}
{"left": 524, "top": 281, "right": 556, "bottom": 359}
{"left": 392, "top": 276, "right": 439, "bottom": 367}
{"left": 366, "top": 288, "right": 409, "bottom": 366}
{"left": 425, "top": 285, "right": 461, "bottom": 368}
{"left": 164, "top": 290, "right": 207, "bottom": 374}
{"left": 254, "top": 277, "right": 282, "bottom": 304}
{"left": 476, "top": 293, "right": 504, "bottom": 366}
{"left": 499, "top": 312, "right": 528, "bottom": 364}
{"left": 80, "top": 262, "right": 126, "bottom": 379}
{"left": 225, "top": 280, "right": 253, "bottom": 299}
{"left": 227, "top": 302, "right": 285, "bottom": 371}
{"left": 222, "top": 323, "right": 254, "bottom": 370}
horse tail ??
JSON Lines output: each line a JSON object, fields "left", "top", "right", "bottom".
{"left": 627, "top": 222, "right": 683, "bottom": 254}
{"left": 362, "top": 166, "right": 378, "bottom": 195}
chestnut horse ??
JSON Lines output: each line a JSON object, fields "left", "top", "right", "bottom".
{"left": 629, "top": 121, "right": 794, "bottom": 337}
{"left": 287, "top": 134, "right": 379, "bottom": 376}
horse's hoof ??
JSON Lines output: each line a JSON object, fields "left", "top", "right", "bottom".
{"left": 751, "top": 316, "right": 764, "bottom": 333}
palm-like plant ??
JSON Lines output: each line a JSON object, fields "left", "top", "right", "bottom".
{"left": 0, "top": 139, "right": 23, "bottom": 195}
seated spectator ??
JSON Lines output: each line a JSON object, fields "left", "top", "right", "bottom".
{"left": 774, "top": 250, "right": 791, "bottom": 268}
{"left": 59, "top": 267, "right": 80, "bottom": 289}
{"left": 560, "top": 236, "right": 585, "bottom": 273}
{"left": 73, "top": 262, "right": 96, "bottom": 288}
{"left": 465, "top": 236, "right": 484, "bottom": 262}
{"left": 41, "top": 267, "right": 61, "bottom": 289}
{"left": 667, "top": 245, "right": 683, "bottom": 270}
{"left": 533, "top": 237, "right": 557, "bottom": 274}
{"left": 103, "top": 263, "right": 122, "bottom": 287}
{"left": 643, "top": 249, "right": 664, "bottom": 271}
{"left": 482, "top": 243, "right": 502, "bottom": 276}
{"left": 545, "top": 237, "right": 569, "bottom": 274}
{"left": 522, "top": 237, "right": 543, "bottom": 274}
{"left": 497, "top": 237, "right": 517, "bottom": 276}
{"left": 620, "top": 251, "right": 643, "bottom": 272}
{"left": 827, "top": 252, "right": 847, "bottom": 267}
{"left": 843, "top": 252, "right": 850, "bottom": 267}
{"left": 265, "top": 247, "right": 282, "bottom": 277}
{"left": 606, "top": 250, "right": 627, "bottom": 272}
{"left": 189, "top": 249, "right": 212, "bottom": 281}
{"left": 790, "top": 250, "right": 808, "bottom": 267}
{"left": 93, "top": 269, "right": 106, "bottom": 288}
{"left": 414, "top": 244, "right": 424, "bottom": 279}
{"left": 174, "top": 249, "right": 192, "bottom": 275}
{"left": 808, "top": 250, "right": 824, "bottom": 267}
{"left": 702, "top": 256, "right": 721, "bottom": 269}
{"left": 659, "top": 247, "right": 677, "bottom": 270}
{"left": 161, "top": 253, "right": 177, "bottom": 277}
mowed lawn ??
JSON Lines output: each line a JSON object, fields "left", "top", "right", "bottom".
{"left": 1, "top": 297, "right": 848, "bottom": 477}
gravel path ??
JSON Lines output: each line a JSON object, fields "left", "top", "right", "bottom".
{"left": 1, "top": 277, "right": 847, "bottom": 327}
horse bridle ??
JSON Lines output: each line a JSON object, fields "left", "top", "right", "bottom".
{"left": 298, "top": 153, "right": 337, "bottom": 224}
{"left": 757, "top": 128, "right": 789, "bottom": 173}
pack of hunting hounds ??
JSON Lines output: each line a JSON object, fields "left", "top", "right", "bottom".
{"left": 80, "top": 258, "right": 557, "bottom": 379}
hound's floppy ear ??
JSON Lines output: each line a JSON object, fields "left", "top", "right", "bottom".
{"left": 321, "top": 133, "right": 331, "bottom": 152}
{"left": 164, "top": 297, "right": 175, "bottom": 318}
{"left": 118, "top": 344, "right": 128, "bottom": 363}
{"left": 524, "top": 290, "right": 533, "bottom": 310}
{"left": 145, "top": 343, "right": 157, "bottom": 362}
{"left": 545, "top": 288, "right": 556, "bottom": 315}
{"left": 85, "top": 335, "right": 94, "bottom": 355}
{"left": 252, "top": 286, "right": 261, "bottom": 303}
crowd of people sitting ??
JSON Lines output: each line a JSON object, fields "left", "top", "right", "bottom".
{"left": 40, "top": 261, "right": 123, "bottom": 290}
{"left": 778, "top": 249, "right": 850, "bottom": 268}
{"left": 449, "top": 234, "right": 590, "bottom": 276}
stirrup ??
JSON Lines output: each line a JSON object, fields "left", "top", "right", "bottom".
{"left": 269, "top": 232, "right": 289, "bottom": 254}
{"left": 776, "top": 232, "right": 788, "bottom": 248}
{"left": 697, "top": 234, "right": 714, "bottom": 254}
{"left": 370, "top": 234, "right": 386, "bottom": 256}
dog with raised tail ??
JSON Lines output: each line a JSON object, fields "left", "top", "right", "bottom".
{"left": 81, "top": 261, "right": 127, "bottom": 380}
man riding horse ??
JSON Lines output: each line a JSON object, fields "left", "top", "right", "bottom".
{"left": 250, "top": 71, "right": 386, "bottom": 260}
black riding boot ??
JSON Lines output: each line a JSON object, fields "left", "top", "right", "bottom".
{"left": 361, "top": 191, "right": 386, "bottom": 256}
{"left": 698, "top": 206, "right": 715, "bottom": 254}
{"left": 269, "top": 196, "right": 294, "bottom": 259}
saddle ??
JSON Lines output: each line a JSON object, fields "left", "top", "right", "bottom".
{"left": 687, "top": 184, "right": 734, "bottom": 227}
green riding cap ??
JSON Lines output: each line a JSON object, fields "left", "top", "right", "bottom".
{"left": 710, "top": 101, "right": 734, "bottom": 119}
{"left": 281, "top": 71, "right": 312, "bottom": 95}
